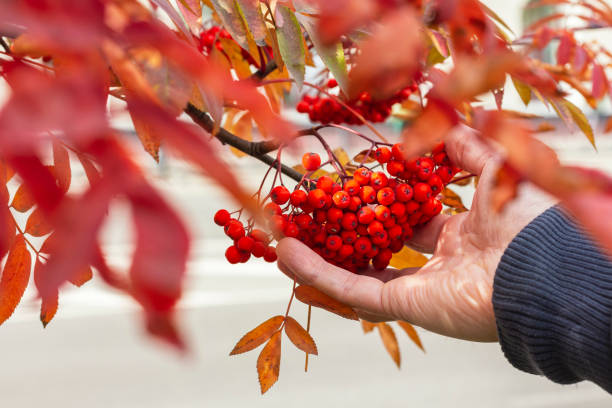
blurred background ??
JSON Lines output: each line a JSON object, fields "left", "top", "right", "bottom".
{"left": 1, "top": 0, "right": 612, "bottom": 407}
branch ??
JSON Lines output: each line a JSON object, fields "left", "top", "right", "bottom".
{"left": 185, "top": 103, "right": 311, "bottom": 186}
{"left": 0, "top": 37, "right": 9, "bottom": 54}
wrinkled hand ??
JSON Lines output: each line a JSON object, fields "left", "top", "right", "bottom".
{"left": 277, "top": 127, "right": 556, "bottom": 342}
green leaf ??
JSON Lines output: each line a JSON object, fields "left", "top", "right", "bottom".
{"left": 512, "top": 77, "right": 531, "bottom": 106}
{"left": 296, "top": 13, "right": 348, "bottom": 95}
{"left": 275, "top": 6, "right": 306, "bottom": 89}
{"left": 560, "top": 99, "right": 596, "bottom": 150}
{"left": 210, "top": 0, "right": 249, "bottom": 49}
{"left": 235, "top": 0, "right": 267, "bottom": 46}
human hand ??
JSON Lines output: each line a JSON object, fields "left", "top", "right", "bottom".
{"left": 276, "top": 127, "right": 556, "bottom": 342}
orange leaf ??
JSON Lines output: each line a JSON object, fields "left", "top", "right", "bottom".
{"left": 389, "top": 246, "right": 428, "bottom": 269}
{"left": 257, "top": 331, "right": 282, "bottom": 394}
{"left": 377, "top": 322, "right": 400, "bottom": 368}
{"left": 441, "top": 188, "right": 468, "bottom": 212}
{"left": 294, "top": 285, "right": 359, "bottom": 320}
{"left": 0, "top": 235, "right": 32, "bottom": 325}
{"left": 76, "top": 152, "right": 100, "bottom": 185}
{"left": 25, "top": 208, "right": 52, "bottom": 237}
{"left": 10, "top": 184, "right": 35, "bottom": 213}
{"left": 397, "top": 321, "right": 425, "bottom": 352}
{"left": 361, "top": 320, "right": 376, "bottom": 333}
{"left": 230, "top": 315, "right": 285, "bottom": 355}
{"left": 605, "top": 117, "right": 612, "bottom": 133}
{"left": 284, "top": 316, "right": 318, "bottom": 355}
{"left": 0, "top": 160, "right": 14, "bottom": 183}
{"left": 131, "top": 113, "right": 161, "bottom": 162}
{"left": 52, "top": 141, "right": 71, "bottom": 193}
{"left": 33, "top": 259, "right": 58, "bottom": 328}
{"left": 69, "top": 265, "right": 93, "bottom": 287}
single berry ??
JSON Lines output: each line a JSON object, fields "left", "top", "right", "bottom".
{"left": 225, "top": 246, "right": 242, "bottom": 264}
{"left": 326, "top": 235, "right": 342, "bottom": 251}
{"left": 214, "top": 209, "right": 231, "bottom": 226}
{"left": 360, "top": 185, "right": 376, "bottom": 203}
{"left": 332, "top": 190, "right": 351, "bottom": 208}
{"left": 354, "top": 168, "right": 372, "bottom": 185}
{"left": 374, "top": 147, "right": 392, "bottom": 164}
{"left": 308, "top": 189, "right": 327, "bottom": 209}
{"left": 290, "top": 190, "right": 307, "bottom": 206}
{"left": 327, "top": 78, "right": 338, "bottom": 88}
{"left": 316, "top": 176, "right": 334, "bottom": 194}
{"left": 395, "top": 184, "right": 414, "bottom": 202}
{"left": 263, "top": 246, "right": 277, "bottom": 262}
{"left": 270, "top": 185, "right": 290, "bottom": 205}
{"left": 377, "top": 187, "right": 395, "bottom": 206}
{"left": 413, "top": 183, "right": 432, "bottom": 202}
{"left": 236, "top": 236, "right": 255, "bottom": 252}
{"left": 302, "top": 152, "right": 321, "bottom": 171}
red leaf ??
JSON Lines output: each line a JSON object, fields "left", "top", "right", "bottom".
{"left": 25, "top": 208, "right": 53, "bottom": 237}
{"left": 0, "top": 235, "right": 32, "bottom": 325}
{"left": 75, "top": 152, "right": 100, "bottom": 185}
{"left": 284, "top": 316, "right": 318, "bottom": 355}
{"left": 33, "top": 259, "right": 58, "bottom": 328}
{"left": 0, "top": 206, "right": 16, "bottom": 261}
{"left": 8, "top": 154, "right": 62, "bottom": 214}
{"left": 257, "top": 331, "right": 282, "bottom": 394}
{"left": 69, "top": 265, "right": 93, "bottom": 287}
{"left": 592, "top": 64, "right": 608, "bottom": 100}
{"left": 230, "top": 315, "right": 285, "bottom": 355}
{"left": 10, "top": 184, "right": 35, "bottom": 213}
{"left": 52, "top": 141, "right": 71, "bottom": 193}
{"left": 294, "top": 285, "right": 359, "bottom": 320}
{"left": 556, "top": 32, "right": 573, "bottom": 65}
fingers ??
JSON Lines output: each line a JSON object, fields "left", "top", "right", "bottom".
{"left": 444, "top": 125, "right": 497, "bottom": 176}
{"left": 406, "top": 213, "right": 450, "bottom": 253}
{"left": 276, "top": 238, "right": 387, "bottom": 315}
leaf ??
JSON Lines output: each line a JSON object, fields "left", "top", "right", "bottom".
{"left": 0, "top": 206, "right": 16, "bottom": 260}
{"left": 377, "top": 322, "right": 400, "bottom": 368}
{"left": 69, "top": 265, "right": 93, "bottom": 287}
{"left": 210, "top": 0, "right": 249, "bottom": 49}
{"left": 592, "top": 63, "right": 608, "bottom": 100}
{"left": 536, "top": 121, "right": 556, "bottom": 132}
{"left": 10, "top": 184, "right": 35, "bottom": 213}
{"left": 352, "top": 149, "right": 377, "bottom": 164}
{"left": 230, "top": 315, "right": 285, "bottom": 355}
{"left": 441, "top": 188, "right": 468, "bottom": 212}
{"left": 25, "top": 208, "right": 52, "bottom": 237}
{"left": 149, "top": 0, "right": 195, "bottom": 44}
{"left": 294, "top": 285, "right": 359, "bottom": 320}
{"left": 275, "top": 6, "right": 306, "bottom": 89}
{"left": 257, "top": 331, "right": 282, "bottom": 394}
{"left": 177, "top": 0, "right": 202, "bottom": 33}
{"left": 130, "top": 112, "right": 161, "bottom": 161}
{"left": 397, "top": 321, "right": 425, "bottom": 352}
{"left": 389, "top": 246, "right": 428, "bottom": 269}
{"left": 33, "top": 259, "right": 58, "bottom": 328}
{"left": 0, "top": 235, "right": 32, "bottom": 325}
{"left": 604, "top": 117, "right": 612, "bottom": 133}
{"left": 76, "top": 152, "right": 100, "bottom": 185}
{"left": 236, "top": 0, "right": 268, "bottom": 45}
{"left": 52, "top": 141, "right": 71, "bottom": 193}
{"left": 512, "top": 77, "right": 531, "bottom": 106}
{"left": 284, "top": 316, "right": 318, "bottom": 355}
{"left": 560, "top": 99, "right": 595, "bottom": 150}
{"left": 333, "top": 148, "right": 350, "bottom": 167}
{"left": 361, "top": 320, "right": 376, "bottom": 333}
{"left": 228, "top": 112, "right": 254, "bottom": 158}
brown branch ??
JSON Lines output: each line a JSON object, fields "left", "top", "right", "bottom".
{"left": 185, "top": 103, "right": 312, "bottom": 186}
{"left": 0, "top": 37, "right": 9, "bottom": 54}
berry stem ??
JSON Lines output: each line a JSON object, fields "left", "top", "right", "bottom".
{"left": 304, "top": 304, "right": 312, "bottom": 372}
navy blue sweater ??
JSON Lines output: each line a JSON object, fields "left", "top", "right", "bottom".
{"left": 493, "top": 206, "right": 612, "bottom": 393}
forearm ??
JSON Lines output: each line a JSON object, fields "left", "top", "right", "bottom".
{"left": 493, "top": 206, "right": 612, "bottom": 393}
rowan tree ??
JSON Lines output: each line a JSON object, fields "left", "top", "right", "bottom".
{"left": 0, "top": 0, "right": 611, "bottom": 394}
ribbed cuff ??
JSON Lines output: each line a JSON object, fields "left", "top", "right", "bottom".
{"left": 493, "top": 206, "right": 612, "bottom": 393}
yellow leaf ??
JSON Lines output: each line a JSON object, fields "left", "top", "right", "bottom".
{"left": 389, "top": 246, "right": 428, "bottom": 269}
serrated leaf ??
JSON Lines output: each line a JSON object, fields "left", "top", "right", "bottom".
{"left": 389, "top": 246, "right": 428, "bottom": 269}
{"left": 361, "top": 320, "right": 376, "bottom": 333}
{"left": 397, "top": 321, "right": 425, "bottom": 352}
{"left": 131, "top": 113, "right": 161, "bottom": 162}
{"left": 295, "top": 285, "right": 359, "bottom": 320}
{"left": 284, "top": 316, "right": 317, "bottom": 355}
{"left": 512, "top": 77, "right": 531, "bottom": 106}
{"left": 0, "top": 235, "right": 32, "bottom": 325}
{"left": 560, "top": 99, "right": 595, "bottom": 149}
{"left": 230, "top": 315, "right": 284, "bottom": 355}
{"left": 275, "top": 5, "right": 306, "bottom": 89}
{"left": 11, "top": 184, "right": 35, "bottom": 213}
{"left": 236, "top": 0, "right": 267, "bottom": 45}
{"left": 33, "top": 259, "right": 58, "bottom": 328}
{"left": 441, "top": 188, "right": 468, "bottom": 212}
{"left": 257, "top": 331, "right": 281, "bottom": 394}
{"left": 210, "top": 0, "right": 249, "bottom": 49}
{"left": 25, "top": 208, "right": 52, "bottom": 237}
{"left": 52, "top": 141, "right": 71, "bottom": 193}
{"left": 377, "top": 322, "right": 400, "bottom": 368}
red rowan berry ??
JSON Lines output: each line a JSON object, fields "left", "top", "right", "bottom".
{"left": 422, "top": 198, "right": 442, "bottom": 216}
{"left": 341, "top": 230, "right": 358, "bottom": 244}
{"left": 356, "top": 224, "right": 369, "bottom": 236}
{"left": 383, "top": 217, "right": 396, "bottom": 229}
{"left": 348, "top": 196, "right": 362, "bottom": 212}
{"left": 354, "top": 237, "right": 372, "bottom": 254}
{"left": 374, "top": 147, "right": 392, "bottom": 164}
{"left": 270, "top": 185, "right": 290, "bottom": 205}
{"left": 338, "top": 244, "right": 354, "bottom": 258}
{"left": 357, "top": 207, "right": 375, "bottom": 224}
{"left": 269, "top": 215, "right": 286, "bottom": 233}
{"left": 405, "top": 201, "right": 420, "bottom": 214}
{"left": 354, "top": 168, "right": 372, "bottom": 185}
{"left": 413, "top": 183, "right": 432, "bottom": 202}
{"left": 389, "top": 239, "right": 404, "bottom": 253}
{"left": 300, "top": 202, "right": 314, "bottom": 213}
{"left": 428, "top": 174, "right": 443, "bottom": 194}
{"left": 386, "top": 160, "right": 405, "bottom": 176}
{"left": 314, "top": 209, "right": 327, "bottom": 224}
{"left": 296, "top": 101, "right": 310, "bottom": 113}
{"left": 390, "top": 202, "right": 405, "bottom": 217}
{"left": 326, "top": 235, "right": 342, "bottom": 251}
{"left": 432, "top": 141, "right": 445, "bottom": 155}
{"left": 341, "top": 212, "right": 358, "bottom": 231}
{"left": 236, "top": 236, "right": 255, "bottom": 252}
{"left": 326, "top": 222, "right": 341, "bottom": 234}
{"left": 327, "top": 78, "right": 338, "bottom": 88}
{"left": 263, "top": 246, "right": 277, "bottom": 262}
{"left": 251, "top": 241, "right": 266, "bottom": 258}
{"left": 308, "top": 189, "right": 327, "bottom": 209}
{"left": 417, "top": 166, "right": 433, "bottom": 181}
{"left": 371, "top": 230, "right": 389, "bottom": 246}
{"left": 331, "top": 183, "right": 342, "bottom": 194}
{"left": 327, "top": 207, "right": 343, "bottom": 224}
{"left": 263, "top": 202, "right": 282, "bottom": 217}
{"left": 436, "top": 166, "right": 453, "bottom": 183}
{"left": 332, "top": 190, "right": 351, "bottom": 208}
{"left": 225, "top": 220, "right": 245, "bottom": 240}
{"left": 360, "top": 185, "right": 376, "bottom": 203}
{"left": 388, "top": 225, "right": 403, "bottom": 240}
{"left": 343, "top": 179, "right": 360, "bottom": 196}
{"left": 214, "top": 209, "right": 231, "bottom": 226}
{"left": 366, "top": 246, "right": 380, "bottom": 259}
{"left": 250, "top": 229, "right": 269, "bottom": 243}
{"left": 370, "top": 172, "right": 388, "bottom": 190}
{"left": 391, "top": 143, "right": 406, "bottom": 160}
{"left": 377, "top": 187, "right": 395, "bottom": 206}
{"left": 316, "top": 176, "right": 334, "bottom": 194}
{"left": 283, "top": 222, "right": 299, "bottom": 238}
{"left": 374, "top": 205, "right": 391, "bottom": 222}
{"left": 367, "top": 220, "right": 384, "bottom": 236}
{"left": 225, "top": 246, "right": 242, "bottom": 264}
{"left": 313, "top": 230, "right": 327, "bottom": 245}
{"left": 433, "top": 152, "right": 447, "bottom": 164}
{"left": 408, "top": 211, "right": 423, "bottom": 226}
{"left": 302, "top": 152, "right": 321, "bottom": 171}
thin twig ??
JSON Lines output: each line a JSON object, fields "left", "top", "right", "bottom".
{"left": 0, "top": 37, "right": 10, "bottom": 53}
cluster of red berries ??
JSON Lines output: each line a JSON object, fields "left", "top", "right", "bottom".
{"left": 215, "top": 142, "right": 460, "bottom": 271}
{"left": 295, "top": 79, "right": 419, "bottom": 124}
{"left": 198, "top": 26, "right": 271, "bottom": 68}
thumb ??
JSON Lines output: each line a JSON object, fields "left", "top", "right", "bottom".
{"left": 444, "top": 125, "right": 497, "bottom": 176}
